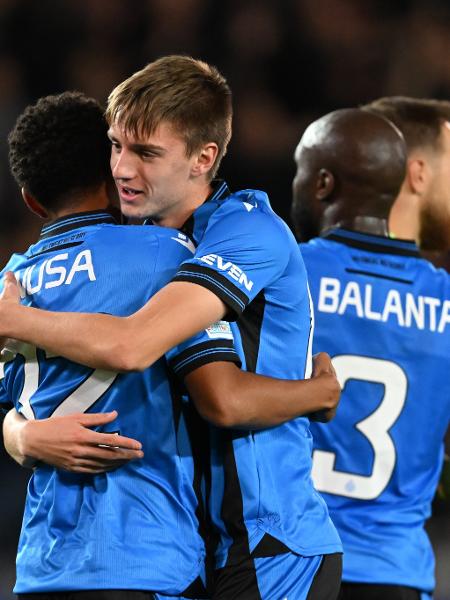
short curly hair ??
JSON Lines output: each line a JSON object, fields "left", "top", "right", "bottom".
{"left": 8, "top": 91, "right": 111, "bottom": 212}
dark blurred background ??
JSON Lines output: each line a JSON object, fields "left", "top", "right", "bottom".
{"left": 0, "top": 1, "right": 449, "bottom": 598}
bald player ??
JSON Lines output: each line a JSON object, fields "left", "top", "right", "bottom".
{"left": 292, "top": 108, "right": 450, "bottom": 600}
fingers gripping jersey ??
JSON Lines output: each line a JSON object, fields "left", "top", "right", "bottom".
{"left": 0, "top": 211, "right": 239, "bottom": 595}
{"left": 303, "top": 229, "right": 450, "bottom": 594}
{"left": 173, "top": 185, "right": 342, "bottom": 569}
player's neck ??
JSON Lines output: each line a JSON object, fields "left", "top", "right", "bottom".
{"left": 388, "top": 191, "right": 420, "bottom": 242}
{"left": 325, "top": 216, "right": 389, "bottom": 237}
{"left": 154, "top": 180, "right": 214, "bottom": 229}
{"left": 49, "top": 185, "right": 112, "bottom": 221}
{"left": 351, "top": 216, "right": 389, "bottom": 236}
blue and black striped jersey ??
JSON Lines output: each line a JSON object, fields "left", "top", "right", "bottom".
{"left": 303, "top": 228, "right": 450, "bottom": 594}
{"left": 0, "top": 210, "right": 239, "bottom": 595}
{"left": 173, "top": 182, "right": 342, "bottom": 569}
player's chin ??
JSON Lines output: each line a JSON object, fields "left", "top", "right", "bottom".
{"left": 120, "top": 202, "right": 147, "bottom": 221}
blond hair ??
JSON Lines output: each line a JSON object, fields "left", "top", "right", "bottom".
{"left": 107, "top": 55, "right": 232, "bottom": 179}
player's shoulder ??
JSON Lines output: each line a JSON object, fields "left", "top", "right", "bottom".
{"left": 300, "top": 236, "right": 336, "bottom": 261}
{"left": 88, "top": 222, "right": 185, "bottom": 245}
{"left": 217, "top": 188, "right": 294, "bottom": 240}
{"left": 81, "top": 224, "right": 194, "bottom": 267}
{"left": 416, "top": 256, "right": 450, "bottom": 292}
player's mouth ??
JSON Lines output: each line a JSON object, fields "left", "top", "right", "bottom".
{"left": 118, "top": 184, "right": 143, "bottom": 202}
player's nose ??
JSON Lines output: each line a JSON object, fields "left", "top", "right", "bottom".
{"left": 111, "top": 148, "right": 136, "bottom": 181}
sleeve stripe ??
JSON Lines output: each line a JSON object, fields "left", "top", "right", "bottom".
{"left": 173, "top": 263, "right": 250, "bottom": 317}
{"left": 169, "top": 339, "right": 241, "bottom": 379}
{"left": 176, "top": 270, "right": 245, "bottom": 311}
{"left": 172, "top": 350, "right": 241, "bottom": 379}
{"left": 173, "top": 347, "right": 239, "bottom": 373}
{"left": 170, "top": 339, "right": 236, "bottom": 369}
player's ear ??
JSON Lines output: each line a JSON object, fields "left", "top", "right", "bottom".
{"left": 406, "top": 158, "right": 428, "bottom": 194}
{"left": 191, "top": 143, "right": 219, "bottom": 178}
{"left": 316, "top": 168, "right": 335, "bottom": 201}
{"left": 21, "top": 188, "right": 49, "bottom": 219}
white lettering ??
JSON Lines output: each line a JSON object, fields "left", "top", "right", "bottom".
{"left": 228, "top": 263, "right": 242, "bottom": 282}
{"left": 20, "top": 250, "right": 96, "bottom": 295}
{"left": 316, "top": 278, "right": 447, "bottom": 334}
{"left": 382, "top": 290, "right": 404, "bottom": 326}
{"left": 26, "top": 261, "right": 48, "bottom": 294}
{"left": 45, "top": 253, "right": 68, "bottom": 288}
{"left": 318, "top": 277, "right": 340, "bottom": 312}
{"left": 438, "top": 300, "right": 450, "bottom": 333}
{"left": 405, "top": 293, "right": 425, "bottom": 329}
{"left": 65, "top": 250, "right": 96, "bottom": 284}
{"left": 338, "top": 282, "right": 363, "bottom": 317}
{"left": 364, "top": 284, "right": 381, "bottom": 320}
{"left": 199, "top": 253, "right": 216, "bottom": 266}
{"left": 423, "top": 297, "right": 440, "bottom": 332}
{"left": 196, "top": 254, "right": 254, "bottom": 291}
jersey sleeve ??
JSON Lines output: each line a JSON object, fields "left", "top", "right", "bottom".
{"left": 172, "top": 192, "right": 290, "bottom": 318}
{"left": 165, "top": 320, "right": 241, "bottom": 380}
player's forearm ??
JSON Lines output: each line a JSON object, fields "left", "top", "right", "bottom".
{"left": 185, "top": 362, "right": 340, "bottom": 429}
{"left": 0, "top": 282, "right": 226, "bottom": 371}
{"left": 2, "top": 409, "right": 37, "bottom": 468}
{"left": 224, "top": 371, "right": 340, "bottom": 428}
{"left": 1, "top": 303, "right": 126, "bottom": 370}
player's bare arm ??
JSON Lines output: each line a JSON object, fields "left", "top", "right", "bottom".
{"left": 184, "top": 352, "right": 340, "bottom": 429}
{"left": 3, "top": 408, "right": 144, "bottom": 474}
{"left": 0, "top": 273, "right": 226, "bottom": 371}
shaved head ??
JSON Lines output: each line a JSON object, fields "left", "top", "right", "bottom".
{"left": 292, "top": 108, "right": 407, "bottom": 240}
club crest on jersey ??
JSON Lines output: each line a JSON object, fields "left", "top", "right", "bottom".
{"left": 205, "top": 320, "right": 233, "bottom": 340}
{"left": 195, "top": 254, "right": 254, "bottom": 291}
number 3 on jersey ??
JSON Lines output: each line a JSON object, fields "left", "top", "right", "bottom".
{"left": 312, "top": 355, "right": 407, "bottom": 500}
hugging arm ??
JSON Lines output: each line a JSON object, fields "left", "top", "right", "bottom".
{"left": 184, "top": 352, "right": 340, "bottom": 429}
{"left": 0, "top": 274, "right": 226, "bottom": 371}
{"left": 2, "top": 352, "right": 340, "bottom": 472}
{"left": 2, "top": 409, "right": 144, "bottom": 473}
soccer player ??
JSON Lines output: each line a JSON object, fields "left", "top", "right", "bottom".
{"left": 291, "top": 107, "right": 450, "bottom": 600}
{"left": 1, "top": 92, "right": 339, "bottom": 600}
{"left": 364, "top": 96, "right": 450, "bottom": 255}
{"left": 0, "top": 56, "right": 343, "bottom": 599}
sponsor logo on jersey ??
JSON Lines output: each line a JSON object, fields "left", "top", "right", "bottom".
{"left": 195, "top": 254, "right": 254, "bottom": 291}
{"left": 19, "top": 249, "right": 96, "bottom": 296}
{"left": 318, "top": 276, "right": 450, "bottom": 333}
{"left": 205, "top": 320, "right": 234, "bottom": 340}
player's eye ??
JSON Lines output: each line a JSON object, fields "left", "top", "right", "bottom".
{"left": 141, "top": 150, "right": 157, "bottom": 159}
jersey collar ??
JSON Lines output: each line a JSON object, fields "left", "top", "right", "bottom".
{"left": 39, "top": 209, "right": 118, "bottom": 240}
{"left": 321, "top": 227, "right": 421, "bottom": 258}
{"left": 179, "top": 179, "right": 230, "bottom": 241}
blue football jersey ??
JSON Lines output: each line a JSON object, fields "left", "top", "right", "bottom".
{"left": 173, "top": 182, "right": 342, "bottom": 569}
{"left": 303, "top": 228, "right": 450, "bottom": 594}
{"left": 0, "top": 210, "right": 239, "bottom": 594}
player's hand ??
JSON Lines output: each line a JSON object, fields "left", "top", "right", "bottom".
{"left": 0, "top": 272, "right": 21, "bottom": 350}
{"left": 19, "top": 410, "right": 144, "bottom": 474}
{"left": 308, "top": 352, "right": 341, "bottom": 422}
{"left": 0, "top": 271, "right": 21, "bottom": 306}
